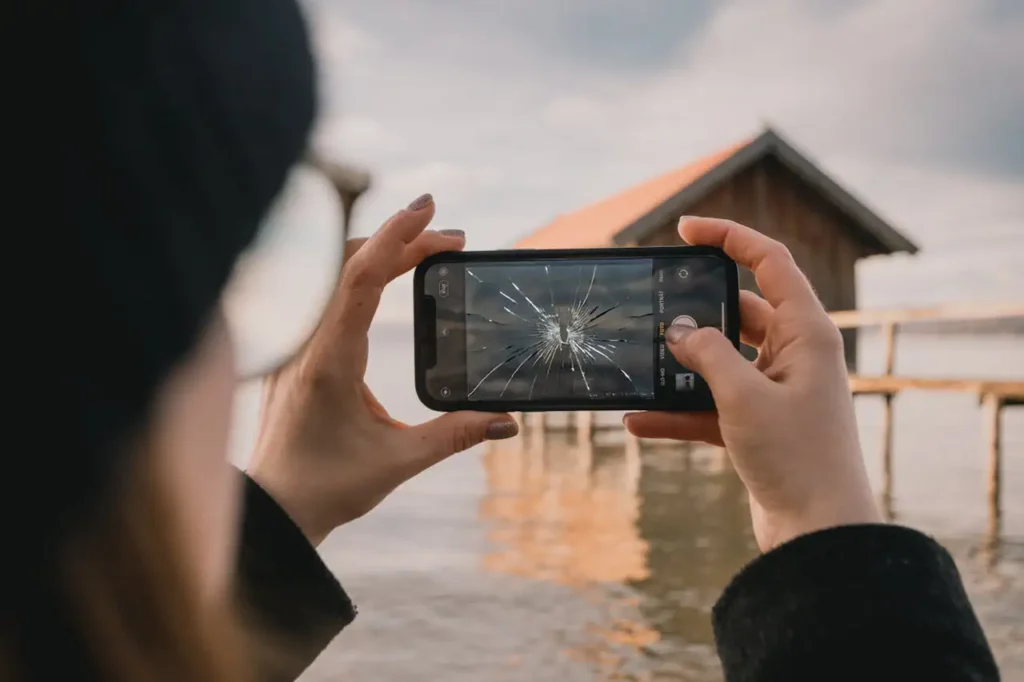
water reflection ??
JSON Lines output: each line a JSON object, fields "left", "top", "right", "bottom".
{"left": 631, "top": 442, "right": 756, "bottom": 666}
{"left": 481, "top": 428, "right": 647, "bottom": 585}
{"left": 479, "top": 426, "right": 758, "bottom": 679}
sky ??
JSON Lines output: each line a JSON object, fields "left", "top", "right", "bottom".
{"left": 285, "top": 0, "right": 1023, "bottom": 321}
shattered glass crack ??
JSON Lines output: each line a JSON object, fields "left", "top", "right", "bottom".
{"left": 464, "top": 260, "right": 655, "bottom": 401}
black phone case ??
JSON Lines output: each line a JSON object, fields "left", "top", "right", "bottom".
{"left": 413, "top": 245, "right": 740, "bottom": 413}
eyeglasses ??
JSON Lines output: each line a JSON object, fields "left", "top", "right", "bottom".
{"left": 222, "top": 155, "right": 371, "bottom": 381}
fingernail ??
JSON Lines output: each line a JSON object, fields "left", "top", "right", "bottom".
{"left": 485, "top": 420, "right": 519, "bottom": 440}
{"left": 676, "top": 217, "right": 693, "bottom": 242}
{"left": 666, "top": 323, "right": 695, "bottom": 344}
{"left": 677, "top": 217, "right": 691, "bottom": 244}
{"left": 407, "top": 193, "right": 434, "bottom": 211}
{"left": 439, "top": 229, "right": 465, "bottom": 239}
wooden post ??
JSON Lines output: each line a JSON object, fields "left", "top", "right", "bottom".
{"left": 984, "top": 393, "right": 1003, "bottom": 543}
{"left": 510, "top": 413, "right": 525, "bottom": 453}
{"left": 527, "top": 414, "right": 546, "bottom": 459}
{"left": 882, "top": 323, "right": 897, "bottom": 376}
{"left": 708, "top": 446, "right": 729, "bottom": 475}
{"left": 623, "top": 439, "right": 642, "bottom": 494}
{"left": 625, "top": 430, "right": 641, "bottom": 466}
{"left": 879, "top": 393, "right": 895, "bottom": 520}
{"left": 879, "top": 323, "right": 897, "bottom": 520}
{"left": 525, "top": 412, "right": 546, "bottom": 430}
{"left": 575, "top": 411, "right": 594, "bottom": 444}
{"left": 576, "top": 438, "right": 594, "bottom": 475}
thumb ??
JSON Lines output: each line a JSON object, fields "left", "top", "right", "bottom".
{"left": 666, "top": 325, "right": 762, "bottom": 406}
{"left": 407, "top": 412, "right": 519, "bottom": 471}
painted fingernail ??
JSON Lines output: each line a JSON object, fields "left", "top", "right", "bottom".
{"left": 666, "top": 323, "right": 695, "bottom": 344}
{"left": 439, "top": 229, "right": 465, "bottom": 239}
{"left": 485, "top": 420, "right": 519, "bottom": 440}
{"left": 407, "top": 193, "right": 434, "bottom": 211}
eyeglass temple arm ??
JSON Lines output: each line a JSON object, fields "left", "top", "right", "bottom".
{"left": 305, "top": 151, "right": 372, "bottom": 230}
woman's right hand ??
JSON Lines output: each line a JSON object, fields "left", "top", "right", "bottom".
{"left": 625, "top": 217, "right": 881, "bottom": 552}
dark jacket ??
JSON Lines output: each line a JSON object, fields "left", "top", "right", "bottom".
{"left": 239, "top": 475, "right": 1001, "bottom": 681}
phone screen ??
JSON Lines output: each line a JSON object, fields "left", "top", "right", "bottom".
{"left": 418, "top": 250, "right": 734, "bottom": 411}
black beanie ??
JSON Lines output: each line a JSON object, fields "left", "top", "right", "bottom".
{"left": 13, "top": 0, "right": 317, "bottom": 553}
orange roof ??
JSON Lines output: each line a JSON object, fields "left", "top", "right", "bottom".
{"left": 515, "top": 138, "right": 751, "bottom": 249}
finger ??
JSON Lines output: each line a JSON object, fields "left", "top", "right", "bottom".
{"left": 739, "top": 289, "right": 773, "bottom": 348}
{"left": 351, "top": 196, "right": 437, "bottom": 288}
{"left": 666, "top": 326, "right": 766, "bottom": 408}
{"left": 297, "top": 236, "right": 377, "bottom": 374}
{"left": 388, "top": 229, "right": 466, "bottom": 283}
{"left": 405, "top": 412, "right": 519, "bottom": 473}
{"left": 385, "top": 193, "right": 440, "bottom": 245}
{"left": 623, "top": 411, "right": 724, "bottom": 446}
{"left": 333, "top": 196, "right": 437, "bottom": 339}
{"left": 678, "top": 217, "right": 821, "bottom": 311}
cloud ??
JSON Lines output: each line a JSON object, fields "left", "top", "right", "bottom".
{"left": 296, "top": 0, "right": 1023, "bottom": 320}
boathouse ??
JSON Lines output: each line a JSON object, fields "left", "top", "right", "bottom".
{"left": 515, "top": 127, "right": 919, "bottom": 368}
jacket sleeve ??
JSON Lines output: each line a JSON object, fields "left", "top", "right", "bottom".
{"left": 712, "top": 524, "right": 1000, "bottom": 682}
{"left": 235, "top": 473, "right": 356, "bottom": 682}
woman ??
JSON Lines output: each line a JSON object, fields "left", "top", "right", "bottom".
{"left": 8, "top": 1, "right": 1000, "bottom": 681}
{"left": 11, "top": 1, "right": 515, "bottom": 680}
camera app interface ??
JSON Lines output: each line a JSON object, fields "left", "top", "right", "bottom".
{"left": 462, "top": 256, "right": 727, "bottom": 402}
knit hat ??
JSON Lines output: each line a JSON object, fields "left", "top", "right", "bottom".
{"left": 15, "top": 0, "right": 317, "bottom": 553}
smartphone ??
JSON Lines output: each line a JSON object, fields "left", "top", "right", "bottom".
{"left": 414, "top": 246, "right": 739, "bottom": 412}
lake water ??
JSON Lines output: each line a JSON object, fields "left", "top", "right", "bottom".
{"left": 233, "top": 325, "right": 1024, "bottom": 681}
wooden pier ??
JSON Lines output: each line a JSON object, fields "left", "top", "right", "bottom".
{"left": 834, "top": 302, "right": 1024, "bottom": 538}
{"left": 519, "top": 302, "right": 1024, "bottom": 541}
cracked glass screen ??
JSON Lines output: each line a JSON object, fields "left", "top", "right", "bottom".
{"left": 463, "top": 259, "right": 655, "bottom": 401}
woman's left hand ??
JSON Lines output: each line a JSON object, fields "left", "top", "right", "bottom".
{"left": 246, "top": 194, "right": 518, "bottom": 545}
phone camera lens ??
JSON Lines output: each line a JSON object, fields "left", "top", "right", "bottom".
{"left": 440, "top": 386, "right": 451, "bottom": 398}
{"left": 438, "top": 266, "right": 449, "bottom": 276}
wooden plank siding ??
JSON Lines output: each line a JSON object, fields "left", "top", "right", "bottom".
{"left": 637, "top": 157, "right": 872, "bottom": 369}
